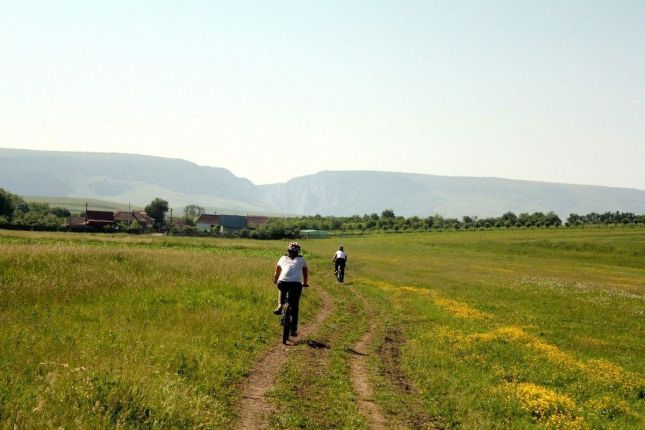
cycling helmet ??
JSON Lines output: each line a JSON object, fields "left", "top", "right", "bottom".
{"left": 288, "top": 242, "right": 301, "bottom": 253}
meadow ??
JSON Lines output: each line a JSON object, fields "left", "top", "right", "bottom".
{"left": 0, "top": 228, "right": 643, "bottom": 429}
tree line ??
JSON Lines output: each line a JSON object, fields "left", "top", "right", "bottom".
{"left": 245, "top": 209, "right": 645, "bottom": 239}
{"left": 1, "top": 188, "right": 643, "bottom": 236}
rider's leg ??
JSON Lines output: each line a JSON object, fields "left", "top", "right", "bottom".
{"left": 274, "top": 282, "right": 288, "bottom": 314}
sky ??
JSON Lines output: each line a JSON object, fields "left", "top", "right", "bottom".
{"left": 1, "top": 1, "right": 644, "bottom": 189}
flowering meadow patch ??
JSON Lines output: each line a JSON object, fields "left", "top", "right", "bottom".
{"left": 329, "top": 229, "right": 644, "bottom": 428}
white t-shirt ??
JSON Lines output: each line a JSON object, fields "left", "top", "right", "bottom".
{"left": 277, "top": 255, "right": 307, "bottom": 283}
{"left": 334, "top": 250, "right": 347, "bottom": 260}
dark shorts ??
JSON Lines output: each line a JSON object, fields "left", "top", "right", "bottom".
{"left": 277, "top": 281, "right": 303, "bottom": 330}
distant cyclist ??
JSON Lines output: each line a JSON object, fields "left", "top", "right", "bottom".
{"left": 273, "top": 242, "right": 308, "bottom": 337}
{"left": 332, "top": 245, "right": 347, "bottom": 283}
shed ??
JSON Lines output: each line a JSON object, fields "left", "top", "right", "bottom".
{"left": 219, "top": 215, "right": 247, "bottom": 229}
{"left": 219, "top": 215, "right": 247, "bottom": 234}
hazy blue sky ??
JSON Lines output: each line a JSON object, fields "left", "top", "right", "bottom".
{"left": 1, "top": 1, "right": 644, "bottom": 189}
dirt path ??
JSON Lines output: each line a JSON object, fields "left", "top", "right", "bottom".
{"left": 238, "top": 286, "right": 333, "bottom": 430}
{"left": 349, "top": 288, "right": 390, "bottom": 430}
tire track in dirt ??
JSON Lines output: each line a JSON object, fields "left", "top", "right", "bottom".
{"left": 238, "top": 286, "right": 333, "bottom": 430}
{"left": 351, "top": 286, "right": 442, "bottom": 430}
{"left": 378, "top": 328, "right": 442, "bottom": 430}
{"left": 349, "top": 288, "right": 390, "bottom": 430}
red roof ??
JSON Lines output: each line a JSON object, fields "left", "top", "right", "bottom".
{"left": 196, "top": 214, "right": 220, "bottom": 225}
{"left": 247, "top": 216, "right": 269, "bottom": 226}
{"left": 113, "top": 210, "right": 153, "bottom": 225}
{"left": 132, "top": 211, "right": 154, "bottom": 225}
{"left": 114, "top": 211, "right": 134, "bottom": 222}
{"left": 86, "top": 210, "right": 114, "bottom": 222}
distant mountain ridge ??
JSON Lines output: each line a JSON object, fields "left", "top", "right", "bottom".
{"left": 1, "top": 148, "right": 644, "bottom": 217}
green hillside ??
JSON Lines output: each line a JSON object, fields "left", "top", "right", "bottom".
{"left": 23, "top": 196, "right": 139, "bottom": 213}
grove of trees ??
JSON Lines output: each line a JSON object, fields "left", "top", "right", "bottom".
{"left": 0, "top": 188, "right": 70, "bottom": 230}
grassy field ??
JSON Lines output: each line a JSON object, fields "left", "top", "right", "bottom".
{"left": 0, "top": 228, "right": 643, "bottom": 429}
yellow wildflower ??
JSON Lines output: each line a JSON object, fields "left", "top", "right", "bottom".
{"left": 587, "top": 395, "right": 636, "bottom": 419}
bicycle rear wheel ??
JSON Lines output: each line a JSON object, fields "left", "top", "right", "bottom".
{"left": 282, "top": 303, "right": 291, "bottom": 344}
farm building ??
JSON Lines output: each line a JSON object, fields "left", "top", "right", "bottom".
{"left": 68, "top": 210, "right": 115, "bottom": 231}
{"left": 218, "top": 215, "right": 247, "bottom": 234}
{"left": 86, "top": 210, "right": 115, "bottom": 227}
{"left": 196, "top": 214, "right": 220, "bottom": 232}
{"left": 196, "top": 213, "right": 260, "bottom": 234}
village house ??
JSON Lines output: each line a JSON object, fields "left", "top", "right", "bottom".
{"left": 196, "top": 214, "right": 220, "bottom": 232}
{"left": 114, "top": 210, "right": 154, "bottom": 232}
{"left": 67, "top": 210, "right": 271, "bottom": 235}
{"left": 68, "top": 210, "right": 115, "bottom": 231}
{"left": 196, "top": 213, "right": 260, "bottom": 235}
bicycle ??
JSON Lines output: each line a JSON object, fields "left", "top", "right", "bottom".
{"left": 278, "top": 283, "right": 308, "bottom": 344}
{"left": 335, "top": 261, "right": 345, "bottom": 283}
{"left": 280, "top": 293, "right": 293, "bottom": 345}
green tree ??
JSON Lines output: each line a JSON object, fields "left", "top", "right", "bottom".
{"left": 51, "top": 207, "right": 71, "bottom": 218}
{"left": 0, "top": 188, "right": 16, "bottom": 220}
{"left": 0, "top": 188, "right": 25, "bottom": 221}
{"left": 544, "top": 211, "right": 562, "bottom": 227}
{"left": 184, "top": 204, "right": 205, "bottom": 219}
{"left": 128, "top": 219, "right": 142, "bottom": 233}
{"left": 29, "top": 202, "right": 51, "bottom": 213}
{"left": 381, "top": 209, "right": 395, "bottom": 219}
{"left": 145, "top": 198, "right": 169, "bottom": 231}
{"left": 501, "top": 212, "right": 518, "bottom": 225}
{"left": 462, "top": 215, "right": 474, "bottom": 228}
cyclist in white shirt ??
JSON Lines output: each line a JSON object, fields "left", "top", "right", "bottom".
{"left": 273, "top": 242, "right": 308, "bottom": 336}
{"left": 332, "top": 246, "right": 347, "bottom": 283}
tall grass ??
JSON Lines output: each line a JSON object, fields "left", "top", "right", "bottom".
{"left": 1, "top": 228, "right": 643, "bottom": 428}
{"left": 0, "top": 231, "right": 314, "bottom": 428}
